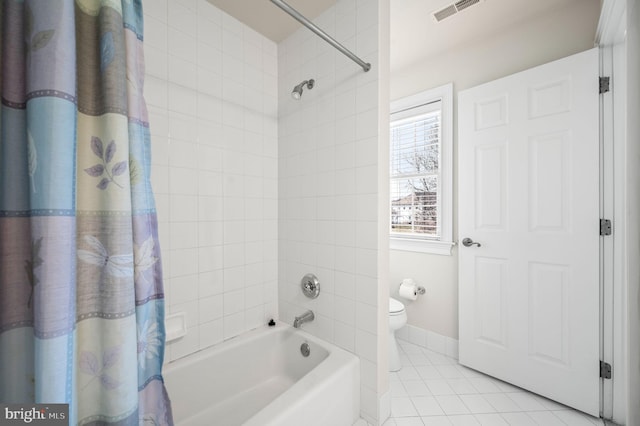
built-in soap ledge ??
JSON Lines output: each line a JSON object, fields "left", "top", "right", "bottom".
{"left": 165, "top": 312, "right": 187, "bottom": 343}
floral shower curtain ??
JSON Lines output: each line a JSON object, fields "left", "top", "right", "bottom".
{"left": 0, "top": 1, "right": 173, "bottom": 424}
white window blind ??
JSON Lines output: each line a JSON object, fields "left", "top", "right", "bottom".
{"left": 390, "top": 102, "right": 442, "bottom": 238}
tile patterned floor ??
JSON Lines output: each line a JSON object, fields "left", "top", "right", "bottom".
{"left": 383, "top": 340, "right": 605, "bottom": 426}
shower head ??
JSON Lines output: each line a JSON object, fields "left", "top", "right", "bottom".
{"left": 292, "top": 79, "right": 315, "bottom": 100}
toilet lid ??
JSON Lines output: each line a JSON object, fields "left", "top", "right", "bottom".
{"left": 389, "top": 298, "right": 405, "bottom": 314}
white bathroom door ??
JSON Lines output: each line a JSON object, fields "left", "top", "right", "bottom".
{"left": 458, "top": 48, "right": 600, "bottom": 416}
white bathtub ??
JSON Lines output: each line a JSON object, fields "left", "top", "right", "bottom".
{"left": 163, "top": 323, "right": 360, "bottom": 426}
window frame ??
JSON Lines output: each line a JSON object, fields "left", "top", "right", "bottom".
{"left": 389, "top": 83, "right": 454, "bottom": 256}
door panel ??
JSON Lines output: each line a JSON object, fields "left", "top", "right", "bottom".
{"left": 528, "top": 131, "right": 570, "bottom": 231}
{"left": 458, "top": 48, "right": 600, "bottom": 416}
{"left": 528, "top": 262, "right": 570, "bottom": 366}
{"left": 475, "top": 143, "right": 507, "bottom": 230}
{"left": 474, "top": 257, "right": 508, "bottom": 348}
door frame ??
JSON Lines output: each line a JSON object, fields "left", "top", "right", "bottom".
{"left": 596, "top": 0, "right": 628, "bottom": 422}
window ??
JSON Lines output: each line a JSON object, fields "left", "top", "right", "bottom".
{"left": 389, "top": 84, "right": 453, "bottom": 255}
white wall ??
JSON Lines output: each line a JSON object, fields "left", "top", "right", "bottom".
{"left": 277, "top": 0, "right": 384, "bottom": 422}
{"left": 143, "top": 0, "right": 279, "bottom": 362}
{"left": 389, "top": 0, "right": 601, "bottom": 340}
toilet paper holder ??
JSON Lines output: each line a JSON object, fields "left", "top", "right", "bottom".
{"left": 398, "top": 280, "right": 426, "bottom": 297}
{"left": 398, "top": 279, "right": 426, "bottom": 300}
{"left": 399, "top": 281, "right": 425, "bottom": 294}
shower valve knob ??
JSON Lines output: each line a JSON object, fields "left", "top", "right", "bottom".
{"left": 300, "top": 273, "right": 320, "bottom": 299}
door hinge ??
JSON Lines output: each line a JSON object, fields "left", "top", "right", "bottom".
{"left": 599, "top": 76, "right": 611, "bottom": 94}
{"left": 600, "top": 219, "right": 612, "bottom": 236}
{"left": 600, "top": 361, "right": 612, "bottom": 379}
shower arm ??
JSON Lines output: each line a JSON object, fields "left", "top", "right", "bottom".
{"left": 270, "top": 0, "right": 371, "bottom": 73}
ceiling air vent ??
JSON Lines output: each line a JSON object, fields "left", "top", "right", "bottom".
{"left": 433, "top": 4, "right": 457, "bottom": 22}
{"left": 455, "top": 0, "right": 481, "bottom": 12}
{"left": 433, "top": 0, "right": 483, "bottom": 22}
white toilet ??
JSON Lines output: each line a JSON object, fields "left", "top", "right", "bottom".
{"left": 389, "top": 297, "right": 407, "bottom": 372}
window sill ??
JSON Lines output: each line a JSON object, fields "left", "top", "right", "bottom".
{"left": 390, "top": 237, "right": 455, "bottom": 256}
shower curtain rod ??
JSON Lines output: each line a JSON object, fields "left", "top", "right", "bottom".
{"left": 270, "top": 0, "right": 372, "bottom": 72}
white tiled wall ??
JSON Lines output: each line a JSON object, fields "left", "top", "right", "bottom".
{"left": 277, "top": 0, "right": 382, "bottom": 422}
{"left": 143, "top": 0, "right": 279, "bottom": 363}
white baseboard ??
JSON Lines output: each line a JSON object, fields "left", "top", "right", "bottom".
{"left": 397, "top": 324, "right": 459, "bottom": 359}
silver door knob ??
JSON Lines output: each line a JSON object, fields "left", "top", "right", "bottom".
{"left": 462, "top": 237, "right": 481, "bottom": 247}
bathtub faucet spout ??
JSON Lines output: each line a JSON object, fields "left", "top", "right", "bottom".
{"left": 293, "top": 310, "right": 314, "bottom": 328}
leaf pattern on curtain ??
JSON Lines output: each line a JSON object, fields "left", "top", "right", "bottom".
{"left": 24, "top": 237, "right": 44, "bottom": 309}
{"left": 79, "top": 346, "right": 123, "bottom": 391}
{"left": 0, "top": 0, "right": 173, "bottom": 424}
{"left": 84, "top": 137, "right": 128, "bottom": 190}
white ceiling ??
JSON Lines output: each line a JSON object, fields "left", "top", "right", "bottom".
{"left": 390, "top": 0, "right": 591, "bottom": 73}
{"left": 208, "top": 0, "right": 594, "bottom": 72}
{"left": 206, "top": 0, "right": 337, "bottom": 43}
